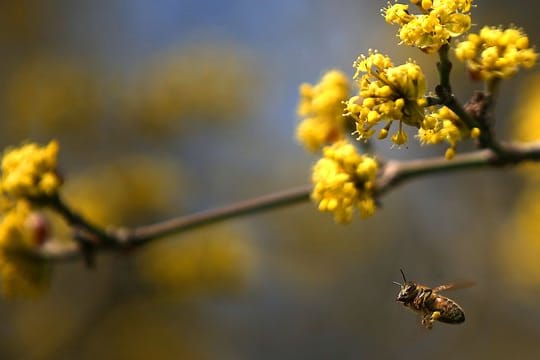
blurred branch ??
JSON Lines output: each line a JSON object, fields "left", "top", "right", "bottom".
{"left": 36, "top": 140, "right": 540, "bottom": 261}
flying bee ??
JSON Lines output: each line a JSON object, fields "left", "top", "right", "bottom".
{"left": 393, "top": 269, "right": 473, "bottom": 329}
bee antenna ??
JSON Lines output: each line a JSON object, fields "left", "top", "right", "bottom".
{"left": 392, "top": 281, "right": 402, "bottom": 287}
{"left": 400, "top": 268, "right": 407, "bottom": 282}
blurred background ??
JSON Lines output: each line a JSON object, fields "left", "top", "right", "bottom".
{"left": 1, "top": 0, "right": 540, "bottom": 358}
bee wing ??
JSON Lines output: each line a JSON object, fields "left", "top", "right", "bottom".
{"left": 432, "top": 281, "right": 475, "bottom": 293}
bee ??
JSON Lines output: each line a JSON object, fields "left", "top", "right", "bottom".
{"left": 393, "top": 269, "right": 472, "bottom": 329}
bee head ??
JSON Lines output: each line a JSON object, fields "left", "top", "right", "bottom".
{"left": 395, "top": 282, "right": 418, "bottom": 302}
{"left": 393, "top": 269, "right": 418, "bottom": 303}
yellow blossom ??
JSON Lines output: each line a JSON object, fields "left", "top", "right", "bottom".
{"left": 378, "top": 128, "right": 389, "bottom": 139}
{"left": 470, "top": 127, "right": 481, "bottom": 139}
{"left": 345, "top": 51, "right": 426, "bottom": 146}
{"left": 384, "top": 3, "right": 413, "bottom": 25}
{"left": 391, "top": 128, "right": 409, "bottom": 145}
{"left": 417, "top": 106, "right": 468, "bottom": 158}
{"left": 384, "top": 0, "right": 472, "bottom": 53}
{"left": 0, "top": 200, "right": 50, "bottom": 297}
{"left": 1, "top": 140, "right": 62, "bottom": 200}
{"left": 296, "top": 70, "right": 351, "bottom": 151}
{"left": 455, "top": 26, "right": 537, "bottom": 80}
{"left": 311, "top": 140, "right": 378, "bottom": 223}
{"left": 444, "top": 147, "right": 456, "bottom": 160}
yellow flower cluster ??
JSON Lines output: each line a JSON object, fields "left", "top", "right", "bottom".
{"left": 384, "top": 0, "right": 472, "bottom": 53}
{"left": 296, "top": 70, "right": 351, "bottom": 152}
{"left": 0, "top": 200, "right": 50, "bottom": 297}
{"left": 345, "top": 51, "right": 426, "bottom": 146}
{"left": 455, "top": 26, "right": 537, "bottom": 80}
{"left": 1, "top": 140, "right": 62, "bottom": 200}
{"left": 417, "top": 106, "right": 480, "bottom": 159}
{"left": 311, "top": 140, "right": 378, "bottom": 223}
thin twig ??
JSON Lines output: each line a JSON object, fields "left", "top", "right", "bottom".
{"left": 123, "top": 185, "right": 313, "bottom": 246}
{"left": 435, "top": 45, "right": 504, "bottom": 154}
{"left": 435, "top": 45, "right": 479, "bottom": 130}
{"left": 437, "top": 44, "right": 452, "bottom": 90}
{"left": 50, "top": 194, "right": 113, "bottom": 244}
{"left": 36, "top": 140, "right": 540, "bottom": 261}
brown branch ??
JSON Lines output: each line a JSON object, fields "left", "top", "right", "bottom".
{"left": 120, "top": 184, "right": 313, "bottom": 246}
{"left": 378, "top": 141, "right": 540, "bottom": 194}
{"left": 36, "top": 141, "right": 540, "bottom": 261}
{"left": 38, "top": 185, "right": 313, "bottom": 261}
{"left": 435, "top": 45, "right": 503, "bottom": 154}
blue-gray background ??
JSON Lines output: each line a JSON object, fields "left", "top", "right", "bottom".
{"left": 1, "top": 1, "right": 540, "bottom": 359}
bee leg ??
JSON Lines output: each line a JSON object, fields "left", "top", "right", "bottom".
{"left": 421, "top": 311, "right": 441, "bottom": 330}
{"left": 421, "top": 312, "right": 433, "bottom": 329}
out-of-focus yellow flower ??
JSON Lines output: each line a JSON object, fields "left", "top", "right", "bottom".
{"left": 0, "top": 200, "right": 50, "bottom": 297}
{"left": 73, "top": 299, "right": 208, "bottom": 359}
{"left": 384, "top": 0, "right": 472, "bottom": 53}
{"left": 64, "top": 156, "right": 185, "bottom": 227}
{"left": 455, "top": 26, "right": 537, "bottom": 80}
{"left": 136, "top": 225, "right": 257, "bottom": 297}
{"left": 1, "top": 140, "right": 62, "bottom": 200}
{"left": 509, "top": 74, "right": 540, "bottom": 175}
{"left": 417, "top": 106, "right": 470, "bottom": 159}
{"left": 497, "top": 185, "right": 540, "bottom": 296}
{"left": 345, "top": 51, "right": 426, "bottom": 146}
{"left": 0, "top": 0, "right": 45, "bottom": 44}
{"left": 5, "top": 56, "right": 103, "bottom": 137}
{"left": 513, "top": 78, "right": 540, "bottom": 144}
{"left": 296, "top": 70, "right": 351, "bottom": 152}
{"left": 122, "top": 44, "right": 260, "bottom": 135}
{"left": 498, "top": 77, "right": 540, "bottom": 296}
{"left": 311, "top": 140, "right": 378, "bottom": 223}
